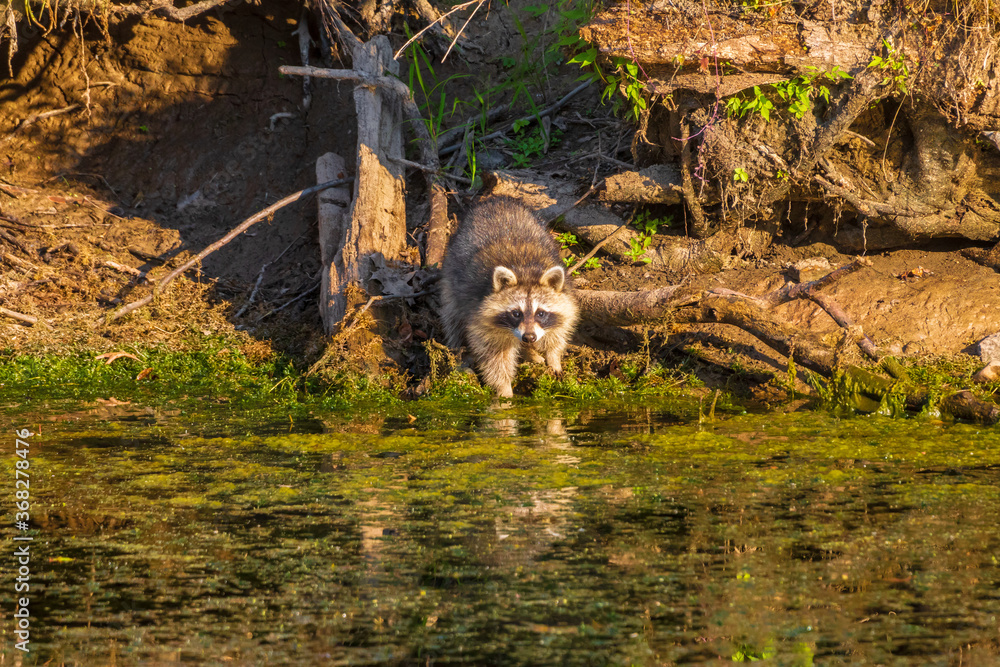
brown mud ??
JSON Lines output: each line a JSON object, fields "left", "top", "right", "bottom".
{"left": 0, "top": 1, "right": 997, "bottom": 392}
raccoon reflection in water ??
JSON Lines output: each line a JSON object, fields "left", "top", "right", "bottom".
{"left": 440, "top": 197, "right": 579, "bottom": 398}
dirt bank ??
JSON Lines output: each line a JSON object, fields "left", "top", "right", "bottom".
{"left": 1, "top": 1, "right": 997, "bottom": 394}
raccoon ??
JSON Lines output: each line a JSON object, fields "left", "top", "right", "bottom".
{"left": 440, "top": 197, "right": 579, "bottom": 398}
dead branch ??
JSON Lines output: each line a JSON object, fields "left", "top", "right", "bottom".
{"left": 576, "top": 286, "right": 688, "bottom": 327}
{"left": 254, "top": 283, "right": 320, "bottom": 323}
{"left": 575, "top": 254, "right": 875, "bottom": 375}
{"left": 108, "top": 177, "right": 353, "bottom": 323}
{"left": 760, "top": 257, "right": 872, "bottom": 307}
{"left": 1, "top": 306, "right": 50, "bottom": 328}
{"left": 1, "top": 251, "right": 39, "bottom": 272}
{"left": 393, "top": 0, "right": 482, "bottom": 60}
{"left": 699, "top": 293, "right": 839, "bottom": 376}
{"left": 280, "top": 62, "right": 449, "bottom": 273}
{"left": 436, "top": 104, "right": 508, "bottom": 149}
{"left": 566, "top": 219, "right": 630, "bottom": 275}
{"left": 940, "top": 390, "right": 1000, "bottom": 425}
{"left": 100, "top": 259, "right": 148, "bottom": 282}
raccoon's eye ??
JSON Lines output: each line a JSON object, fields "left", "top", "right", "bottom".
{"left": 536, "top": 309, "right": 547, "bottom": 318}
{"left": 511, "top": 309, "right": 522, "bottom": 320}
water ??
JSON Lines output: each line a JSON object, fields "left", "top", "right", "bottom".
{"left": 2, "top": 398, "right": 999, "bottom": 665}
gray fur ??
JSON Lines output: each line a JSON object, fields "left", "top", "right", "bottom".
{"left": 440, "top": 197, "right": 579, "bottom": 397}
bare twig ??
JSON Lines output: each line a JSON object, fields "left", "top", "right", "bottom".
{"left": 1, "top": 306, "right": 50, "bottom": 328}
{"left": 436, "top": 104, "right": 508, "bottom": 148}
{"left": 234, "top": 229, "right": 310, "bottom": 319}
{"left": 712, "top": 257, "right": 879, "bottom": 360}
{"left": 254, "top": 283, "right": 320, "bottom": 323}
{"left": 1, "top": 251, "right": 39, "bottom": 272}
{"left": 807, "top": 290, "right": 880, "bottom": 360}
{"left": 9, "top": 104, "right": 79, "bottom": 134}
{"left": 390, "top": 156, "right": 472, "bottom": 184}
{"left": 100, "top": 259, "right": 149, "bottom": 282}
{"left": 566, "top": 220, "right": 630, "bottom": 275}
{"left": 393, "top": 0, "right": 482, "bottom": 60}
{"left": 108, "top": 177, "right": 354, "bottom": 322}
{"left": 441, "top": 0, "right": 485, "bottom": 62}
{"left": 543, "top": 168, "right": 606, "bottom": 227}
{"left": 761, "top": 257, "right": 872, "bottom": 307}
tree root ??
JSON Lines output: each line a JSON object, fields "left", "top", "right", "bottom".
{"left": 576, "top": 257, "right": 876, "bottom": 375}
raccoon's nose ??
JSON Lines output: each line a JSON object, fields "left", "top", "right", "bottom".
{"left": 522, "top": 332, "right": 536, "bottom": 344}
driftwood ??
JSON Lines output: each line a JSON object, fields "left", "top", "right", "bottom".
{"left": 324, "top": 36, "right": 408, "bottom": 326}
{"left": 315, "top": 152, "right": 352, "bottom": 333}
{"left": 281, "top": 54, "right": 449, "bottom": 273}
{"left": 1, "top": 306, "right": 49, "bottom": 328}
{"left": 940, "top": 391, "right": 1000, "bottom": 426}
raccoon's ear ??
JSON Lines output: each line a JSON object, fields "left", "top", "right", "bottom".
{"left": 540, "top": 266, "right": 566, "bottom": 292}
{"left": 492, "top": 266, "right": 518, "bottom": 292}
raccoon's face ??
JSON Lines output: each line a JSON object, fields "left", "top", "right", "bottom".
{"left": 487, "top": 265, "right": 569, "bottom": 345}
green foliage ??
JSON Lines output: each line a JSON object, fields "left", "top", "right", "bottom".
{"left": 732, "top": 640, "right": 777, "bottom": 662}
{"left": 868, "top": 39, "right": 910, "bottom": 94}
{"left": 555, "top": 231, "right": 578, "bottom": 248}
{"left": 625, "top": 235, "right": 652, "bottom": 264}
{"left": 404, "top": 27, "right": 469, "bottom": 140}
{"left": 506, "top": 124, "right": 561, "bottom": 168}
{"left": 725, "top": 66, "right": 852, "bottom": 122}
{"left": 569, "top": 50, "right": 648, "bottom": 122}
{"left": 555, "top": 1, "right": 648, "bottom": 122}
{"left": 726, "top": 85, "right": 774, "bottom": 121}
{"left": 561, "top": 252, "right": 601, "bottom": 275}
{"left": 633, "top": 209, "right": 673, "bottom": 235}
{"left": 733, "top": 167, "right": 749, "bottom": 182}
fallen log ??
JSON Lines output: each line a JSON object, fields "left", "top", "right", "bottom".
{"left": 940, "top": 391, "right": 1000, "bottom": 426}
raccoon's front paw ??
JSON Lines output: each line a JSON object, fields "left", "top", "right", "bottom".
{"left": 525, "top": 348, "right": 545, "bottom": 364}
{"left": 495, "top": 384, "right": 514, "bottom": 398}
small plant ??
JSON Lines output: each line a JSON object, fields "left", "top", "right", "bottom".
{"left": 624, "top": 235, "right": 652, "bottom": 264}
{"left": 555, "top": 231, "right": 578, "bottom": 248}
{"left": 404, "top": 26, "right": 469, "bottom": 140}
{"left": 868, "top": 39, "right": 910, "bottom": 94}
{"left": 564, "top": 31, "right": 647, "bottom": 120}
{"left": 726, "top": 85, "right": 774, "bottom": 121}
{"left": 733, "top": 167, "right": 749, "bottom": 182}
{"left": 776, "top": 169, "right": 789, "bottom": 180}
{"left": 726, "top": 66, "right": 852, "bottom": 122}
{"left": 507, "top": 124, "right": 561, "bottom": 168}
{"left": 633, "top": 209, "right": 673, "bottom": 235}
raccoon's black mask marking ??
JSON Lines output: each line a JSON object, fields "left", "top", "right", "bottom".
{"left": 492, "top": 309, "right": 523, "bottom": 330}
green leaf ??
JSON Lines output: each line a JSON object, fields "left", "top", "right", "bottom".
{"left": 568, "top": 47, "right": 598, "bottom": 67}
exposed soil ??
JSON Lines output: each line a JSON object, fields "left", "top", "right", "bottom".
{"left": 1, "top": 1, "right": 997, "bottom": 386}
